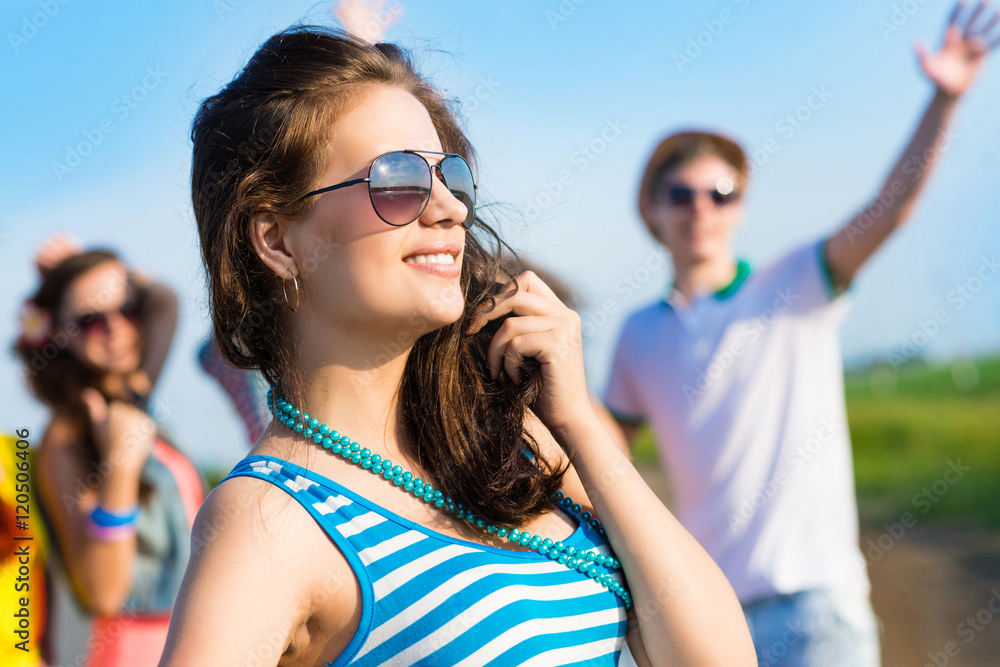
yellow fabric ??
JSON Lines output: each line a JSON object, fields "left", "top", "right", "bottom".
{"left": 0, "top": 432, "right": 48, "bottom": 664}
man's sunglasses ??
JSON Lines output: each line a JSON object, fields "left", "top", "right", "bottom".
{"left": 299, "top": 150, "right": 477, "bottom": 229}
{"left": 65, "top": 295, "right": 144, "bottom": 336}
{"left": 658, "top": 184, "right": 739, "bottom": 207}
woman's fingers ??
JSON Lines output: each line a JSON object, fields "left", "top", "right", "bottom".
{"left": 80, "top": 388, "right": 108, "bottom": 426}
{"left": 514, "top": 270, "right": 561, "bottom": 302}
{"left": 502, "top": 332, "right": 555, "bottom": 385}
{"left": 485, "top": 312, "right": 582, "bottom": 381}
{"left": 467, "top": 272, "right": 565, "bottom": 334}
{"left": 486, "top": 315, "right": 558, "bottom": 380}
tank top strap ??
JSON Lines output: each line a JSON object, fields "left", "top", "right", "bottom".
{"left": 224, "top": 454, "right": 446, "bottom": 555}
{"left": 221, "top": 454, "right": 629, "bottom": 667}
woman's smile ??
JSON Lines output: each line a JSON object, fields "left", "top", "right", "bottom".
{"left": 401, "top": 239, "right": 463, "bottom": 278}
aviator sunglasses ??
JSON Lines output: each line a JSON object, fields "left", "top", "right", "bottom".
{"left": 299, "top": 150, "right": 477, "bottom": 228}
{"left": 658, "top": 180, "right": 739, "bottom": 207}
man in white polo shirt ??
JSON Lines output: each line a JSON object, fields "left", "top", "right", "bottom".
{"left": 604, "top": 7, "right": 996, "bottom": 666}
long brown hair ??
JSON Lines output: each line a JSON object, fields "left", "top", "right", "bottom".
{"left": 14, "top": 250, "right": 154, "bottom": 501}
{"left": 192, "top": 25, "right": 565, "bottom": 527}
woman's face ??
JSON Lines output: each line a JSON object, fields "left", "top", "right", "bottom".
{"left": 59, "top": 261, "right": 143, "bottom": 376}
{"left": 645, "top": 154, "right": 745, "bottom": 264}
{"left": 282, "top": 85, "right": 470, "bottom": 340}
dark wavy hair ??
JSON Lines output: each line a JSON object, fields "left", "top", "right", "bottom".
{"left": 191, "top": 25, "right": 565, "bottom": 527}
{"left": 13, "top": 249, "right": 154, "bottom": 502}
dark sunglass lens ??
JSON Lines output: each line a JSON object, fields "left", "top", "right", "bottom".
{"left": 711, "top": 190, "right": 736, "bottom": 206}
{"left": 667, "top": 186, "right": 695, "bottom": 206}
{"left": 76, "top": 312, "right": 109, "bottom": 334}
{"left": 440, "top": 156, "right": 476, "bottom": 228}
{"left": 369, "top": 152, "right": 432, "bottom": 225}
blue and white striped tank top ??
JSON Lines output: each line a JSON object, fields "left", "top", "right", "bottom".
{"left": 223, "top": 454, "right": 629, "bottom": 666}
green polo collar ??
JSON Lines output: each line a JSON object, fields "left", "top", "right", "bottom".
{"left": 713, "top": 259, "right": 752, "bottom": 300}
{"left": 663, "top": 259, "right": 752, "bottom": 307}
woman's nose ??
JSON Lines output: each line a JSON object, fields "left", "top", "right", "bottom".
{"left": 419, "top": 166, "right": 468, "bottom": 227}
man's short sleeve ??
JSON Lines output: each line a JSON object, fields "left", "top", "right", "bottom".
{"left": 603, "top": 318, "right": 646, "bottom": 426}
{"left": 759, "top": 237, "right": 851, "bottom": 320}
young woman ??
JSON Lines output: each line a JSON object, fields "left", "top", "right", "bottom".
{"left": 160, "top": 26, "right": 755, "bottom": 666}
{"left": 15, "top": 241, "right": 204, "bottom": 667}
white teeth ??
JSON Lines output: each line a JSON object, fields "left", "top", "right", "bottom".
{"left": 404, "top": 253, "right": 456, "bottom": 264}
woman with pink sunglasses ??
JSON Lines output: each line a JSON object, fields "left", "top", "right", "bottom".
{"left": 14, "top": 236, "right": 204, "bottom": 667}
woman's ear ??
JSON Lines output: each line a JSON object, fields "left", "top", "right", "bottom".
{"left": 251, "top": 212, "right": 298, "bottom": 279}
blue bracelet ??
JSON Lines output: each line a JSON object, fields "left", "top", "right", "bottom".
{"left": 89, "top": 505, "right": 140, "bottom": 528}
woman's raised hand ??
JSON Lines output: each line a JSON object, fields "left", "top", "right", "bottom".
{"left": 334, "top": 0, "right": 404, "bottom": 44}
{"left": 34, "top": 232, "right": 83, "bottom": 276}
{"left": 81, "top": 388, "right": 156, "bottom": 476}
{"left": 916, "top": 1, "right": 998, "bottom": 97}
{"left": 466, "top": 271, "right": 593, "bottom": 439}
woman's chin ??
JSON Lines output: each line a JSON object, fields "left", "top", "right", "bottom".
{"left": 105, "top": 354, "right": 142, "bottom": 377}
{"left": 414, "top": 287, "right": 466, "bottom": 327}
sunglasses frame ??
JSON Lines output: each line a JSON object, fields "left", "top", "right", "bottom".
{"left": 299, "top": 149, "right": 477, "bottom": 229}
{"left": 62, "top": 290, "right": 146, "bottom": 337}
{"left": 658, "top": 184, "right": 740, "bottom": 207}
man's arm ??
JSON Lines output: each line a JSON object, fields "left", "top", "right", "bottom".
{"left": 826, "top": 2, "right": 997, "bottom": 291}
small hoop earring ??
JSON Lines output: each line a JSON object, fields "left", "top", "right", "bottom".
{"left": 282, "top": 274, "right": 300, "bottom": 312}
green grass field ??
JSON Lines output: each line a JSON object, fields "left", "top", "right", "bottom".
{"left": 630, "top": 355, "right": 1000, "bottom": 527}
{"left": 204, "top": 356, "right": 1000, "bottom": 527}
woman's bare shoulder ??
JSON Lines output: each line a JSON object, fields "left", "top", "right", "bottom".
{"left": 161, "top": 469, "right": 362, "bottom": 666}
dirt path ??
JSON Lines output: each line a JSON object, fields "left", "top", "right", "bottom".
{"left": 636, "top": 465, "right": 1000, "bottom": 667}
{"left": 865, "top": 524, "right": 1000, "bottom": 667}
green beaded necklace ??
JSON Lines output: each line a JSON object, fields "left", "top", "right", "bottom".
{"left": 266, "top": 387, "right": 632, "bottom": 610}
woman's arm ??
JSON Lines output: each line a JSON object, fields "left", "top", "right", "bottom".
{"left": 160, "top": 476, "right": 361, "bottom": 666}
{"left": 825, "top": 4, "right": 997, "bottom": 291}
{"left": 37, "top": 412, "right": 148, "bottom": 616}
{"left": 470, "top": 271, "right": 756, "bottom": 666}
{"left": 129, "top": 269, "right": 179, "bottom": 391}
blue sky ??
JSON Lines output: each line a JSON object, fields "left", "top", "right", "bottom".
{"left": 3, "top": 0, "right": 999, "bottom": 468}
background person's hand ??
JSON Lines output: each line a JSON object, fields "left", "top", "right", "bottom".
{"left": 333, "top": 0, "right": 404, "bottom": 43}
{"left": 34, "top": 232, "right": 83, "bottom": 276}
{"left": 81, "top": 388, "right": 155, "bottom": 475}
{"left": 916, "top": 0, "right": 999, "bottom": 97}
